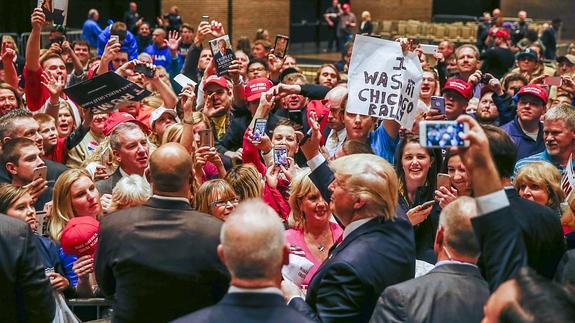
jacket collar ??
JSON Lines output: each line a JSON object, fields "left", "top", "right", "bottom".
{"left": 144, "top": 196, "right": 192, "bottom": 210}
{"left": 219, "top": 292, "right": 286, "bottom": 307}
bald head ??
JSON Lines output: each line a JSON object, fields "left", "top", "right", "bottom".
{"left": 149, "top": 143, "right": 193, "bottom": 193}
{"left": 438, "top": 196, "right": 480, "bottom": 258}
{"left": 220, "top": 199, "right": 286, "bottom": 280}
{"left": 325, "top": 85, "right": 347, "bottom": 108}
{"left": 326, "top": 85, "right": 348, "bottom": 131}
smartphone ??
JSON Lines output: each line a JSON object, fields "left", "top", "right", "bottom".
{"left": 134, "top": 64, "right": 155, "bottom": 78}
{"left": 420, "top": 44, "right": 438, "bottom": 55}
{"left": 437, "top": 173, "right": 451, "bottom": 189}
{"left": 202, "top": 15, "right": 210, "bottom": 22}
{"left": 252, "top": 118, "right": 267, "bottom": 143}
{"left": 288, "top": 109, "right": 303, "bottom": 126}
{"left": 430, "top": 96, "right": 445, "bottom": 114}
{"left": 273, "top": 146, "right": 289, "bottom": 167}
{"left": 199, "top": 129, "right": 213, "bottom": 147}
{"left": 543, "top": 76, "right": 562, "bottom": 87}
{"left": 35, "top": 210, "right": 46, "bottom": 236}
{"left": 33, "top": 166, "right": 48, "bottom": 181}
{"left": 419, "top": 200, "right": 435, "bottom": 209}
{"left": 174, "top": 73, "right": 197, "bottom": 88}
{"left": 419, "top": 121, "right": 469, "bottom": 148}
{"left": 110, "top": 35, "right": 119, "bottom": 44}
{"left": 274, "top": 34, "right": 290, "bottom": 59}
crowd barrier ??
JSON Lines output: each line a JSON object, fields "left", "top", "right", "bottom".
{"left": 2, "top": 30, "right": 83, "bottom": 57}
{"left": 68, "top": 298, "right": 112, "bottom": 321}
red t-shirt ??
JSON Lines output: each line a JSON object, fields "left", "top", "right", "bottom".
{"left": 44, "top": 137, "right": 68, "bottom": 164}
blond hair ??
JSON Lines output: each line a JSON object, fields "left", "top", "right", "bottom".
{"left": 514, "top": 161, "right": 564, "bottom": 210}
{"left": 329, "top": 154, "right": 398, "bottom": 220}
{"left": 225, "top": 164, "right": 262, "bottom": 201}
{"left": 108, "top": 175, "right": 151, "bottom": 213}
{"left": 288, "top": 168, "right": 320, "bottom": 230}
{"left": 161, "top": 122, "right": 184, "bottom": 145}
{"left": 195, "top": 179, "right": 237, "bottom": 215}
{"left": 48, "top": 169, "right": 95, "bottom": 242}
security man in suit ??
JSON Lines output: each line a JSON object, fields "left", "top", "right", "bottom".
{"left": 370, "top": 196, "right": 490, "bottom": 323}
{"left": 173, "top": 199, "right": 314, "bottom": 323}
{"left": 0, "top": 215, "right": 55, "bottom": 322}
{"left": 95, "top": 142, "right": 230, "bottom": 323}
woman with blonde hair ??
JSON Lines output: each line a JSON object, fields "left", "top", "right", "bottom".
{"left": 108, "top": 175, "right": 152, "bottom": 213}
{"left": 56, "top": 101, "right": 77, "bottom": 138}
{"left": 195, "top": 179, "right": 239, "bottom": 221}
{"left": 224, "top": 164, "right": 264, "bottom": 201}
{"left": 285, "top": 168, "right": 343, "bottom": 286}
{"left": 514, "top": 161, "right": 565, "bottom": 215}
{"left": 48, "top": 168, "right": 102, "bottom": 296}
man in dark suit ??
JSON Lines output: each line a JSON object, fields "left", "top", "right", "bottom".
{"left": 0, "top": 109, "right": 67, "bottom": 188}
{"left": 370, "top": 197, "right": 489, "bottom": 323}
{"left": 95, "top": 142, "right": 230, "bottom": 323}
{"left": 282, "top": 153, "right": 415, "bottom": 323}
{"left": 0, "top": 215, "right": 55, "bottom": 323}
{"left": 96, "top": 121, "right": 149, "bottom": 195}
{"left": 213, "top": 39, "right": 234, "bottom": 62}
{"left": 173, "top": 199, "right": 314, "bottom": 323}
{"left": 478, "top": 125, "right": 565, "bottom": 289}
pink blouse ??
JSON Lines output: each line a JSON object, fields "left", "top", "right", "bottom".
{"left": 284, "top": 222, "right": 343, "bottom": 286}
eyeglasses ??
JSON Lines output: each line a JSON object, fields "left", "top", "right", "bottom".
{"left": 210, "top": 197, "right": 239, "bottom": 208}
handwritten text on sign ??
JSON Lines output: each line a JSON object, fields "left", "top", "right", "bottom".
{"left": 346, "top": 35, "right": 422, "bottom": 129}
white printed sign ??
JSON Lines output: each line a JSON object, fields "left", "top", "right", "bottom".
{"left": 346, "top": 35, "right": 423, "bottom": 129}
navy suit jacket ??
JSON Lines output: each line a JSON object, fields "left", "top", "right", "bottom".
{"left": 172, "top": 292, "right": 314, "bottom": 323}
{"left": 473, "top": 188, "right": 565, "bottom": 290}
{"left": 289, "top": 217, "right": 415, "bottom": 323}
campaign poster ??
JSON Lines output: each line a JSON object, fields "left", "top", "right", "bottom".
{"left": 38, "top": 0, "right": 69, "bottom": 26}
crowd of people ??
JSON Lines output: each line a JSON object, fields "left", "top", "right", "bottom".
{"left": 1, "top": 2, "right": 575, "bottom": 323}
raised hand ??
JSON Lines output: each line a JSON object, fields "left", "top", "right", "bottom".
{"left": 41, "top": 71, "right": 65, "bottom": 98}
{"left": 166, "top": 30, "right": 181, "bottom": 53}
{"left": 0, "top": 42, "right": 15, "bottom": 62}
{"left": 180, "top": 84, "right": 197, "bottom": 121}
{"left": 209, "top": 20, "right": 226, "bottom": 38}
{"left": 31, "top": 8, "right": 46, "bottom": 31}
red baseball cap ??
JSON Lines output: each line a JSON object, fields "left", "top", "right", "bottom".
{"left": 244, "top": 78, "right": 273, "bottom": 102}
{"left": 204, "top": 75, "right": 229, "bottom": 89}
{"left": 442, "top": 78, "right": 473, "bottom": 101}
{"left": 60, "top": 216, "right": 99, "bottom": 257}
{"left": 103, "top": 112, "right": 149, "bottom": 136}
{"left": 342, "top": 3, "right": 351, "bottom": 10}
{"left": 516, "top": 84, "right": 548, "bottom": 104}
{"left": 494, "top": 29, "right": 509, "bottom": 40}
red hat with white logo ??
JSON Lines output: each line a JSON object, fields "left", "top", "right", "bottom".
{"left": 60, "top": 216, "right": 99, "bottom": 257}
{"left": 204, "top": 75, "right": 229, "bottom": 89}
{"left": 244, "top": 78, "right": 273, "bottom": 102}
{"left": 516, "top": 84, "right": 548, "bottom": 104}
{"left": 442, "top": 78, "right": 473, "bottom": 101}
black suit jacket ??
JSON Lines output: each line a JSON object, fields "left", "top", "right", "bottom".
{"left": 309, "top": 160, "right": 334, "bottom": 203}
{"left": 95, "top": 197, "right": 230, "bottom": 323}
{"left": 173, "top": 292, "right": 314, "bottom": 323}
{"left": 370, "top": 263, "right": 489, "bottom": 323}
{"left": 505, "top": 188, "right": 565, "bottom": 279}
{"left": 0, "top": 215, "right": 55, "bottom": 323}
{"left": 289, "top": 217, "right": 415, "bottom": 323}
{"left": 95, "top": 168, "right": 123, "bottom": 195}
{"left": 473, "top": 189, "right": 564, "bottom": 290}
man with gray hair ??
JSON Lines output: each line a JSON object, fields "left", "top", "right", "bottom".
{"left": 370, "top": 197, "right": 489, "bottom": 323}
{"left": 514, "top": 103, "right": 575, "bottom": 176}
{"left": 96, "top": 119, "right": 149, "bottom": 195}
{"left": 173, "top": 199, "right": 313, "bottom": 323}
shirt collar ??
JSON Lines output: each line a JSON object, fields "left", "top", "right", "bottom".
{"left": 435, "top": 260, "right": 478, "bottom": 268}
{"left": 342, "top": 218, "right": 372, "bottom": 240}
{"left": 151, "top": 195, "right": 191, "bottom": 204}
{"left": 228, "top": 286, "right": 282, "bottom": 296}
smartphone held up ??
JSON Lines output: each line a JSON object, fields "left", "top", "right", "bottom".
{"left": 419, "top": 121, "right": 469, "bottom": 148}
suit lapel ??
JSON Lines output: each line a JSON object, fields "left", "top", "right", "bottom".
{"left": 306, "top": 217, "right": 382, "bottom": 300}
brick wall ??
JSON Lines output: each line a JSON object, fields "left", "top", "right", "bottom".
{"left": 162, "top": 0, "right": 432, "bottom": 46}
{"left": 352, "top": 0, "right": 433, "bottom": 22}
{"left": 162, "top": 0, "right": 288, "bottom": 45}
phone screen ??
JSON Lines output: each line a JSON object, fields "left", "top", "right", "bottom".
{"left": 274, "top": 35, "right": 289, "bottom": 58}
{"left": 273, "top": 147, "right": 288, "bottom": 167}
{"left": 543, "top": 77, "right": 562, "bottom": 87}
{"left": 437, "top": 173, "right": 451, "bottom": 189}
{"left": 252, "top": 119, "right": 267, "bottom": 143}
{"left": 420, "top": 121, "right": 468, "bottom": 148}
